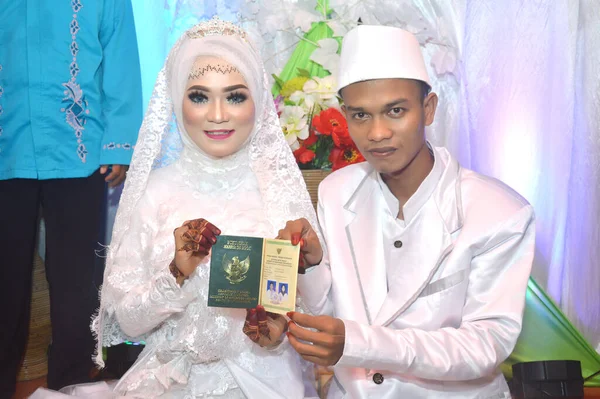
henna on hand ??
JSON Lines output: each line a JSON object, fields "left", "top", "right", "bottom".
{"left": 257, "top": 305, "right": 271, "bottom": 339}
{"left": 243, "top": 308, "right": 260, "bottom": 343}
{"left": 177, "top": 219, "right": 220, "bottom": 254}
{"left": 173, "top": 218, "right": 221, "bottom": 278}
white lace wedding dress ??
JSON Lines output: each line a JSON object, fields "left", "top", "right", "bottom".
{"left": 31, "top": 18, "right": 320, "bottom": 399}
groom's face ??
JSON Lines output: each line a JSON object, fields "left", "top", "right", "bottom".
{"left": 341, "top": 78, "right": 437, "bottom": 176}
{"left": 182, "top": 56, "right": 256, "bottom": 158}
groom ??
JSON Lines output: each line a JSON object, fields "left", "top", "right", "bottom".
{"left": 280, "top": 24, "right": 535, "bottom": 398}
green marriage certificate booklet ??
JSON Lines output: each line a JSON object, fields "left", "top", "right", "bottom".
{"left": 207, "top": 235, "right": 300, "bottom": 315}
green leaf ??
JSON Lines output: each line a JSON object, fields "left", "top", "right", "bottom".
{"left": 272, "top": 74, "right": 285, "bottom": 91}
{"left": 297, "top": 68, "right": 312, "bottom": 78}
{"left": 315, "top": 0, "right": 331, "bottom": 18}
{"left": 312, "top": 136, "right": 334, "bottom": 169}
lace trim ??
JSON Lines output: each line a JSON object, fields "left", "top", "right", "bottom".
{"left": 176, "top": 146, "right": 253, "bottom": 199}
{"left": 60, "top": 0, "right": 89, "bottom": 163}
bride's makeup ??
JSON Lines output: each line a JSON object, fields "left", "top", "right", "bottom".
{"left": 182, "top": 56, "right": 255, "bottom": 157}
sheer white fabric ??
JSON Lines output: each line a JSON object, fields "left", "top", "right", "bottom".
{"left": 455, "top": 0, "right": 600, "bottom": 349}
{"left": 91, "top": 18, "right": 320, "bottom": 397}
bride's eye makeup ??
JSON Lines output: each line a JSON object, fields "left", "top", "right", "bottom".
{"left": 188, "top": 90, "right": 209, "bottom": 104}
{"left": 226, "top": 91, "right": 247, "bottom": 105}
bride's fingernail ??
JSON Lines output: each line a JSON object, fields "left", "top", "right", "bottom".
{"left": 291, "top": 233, "right": 300, "bottom": 245}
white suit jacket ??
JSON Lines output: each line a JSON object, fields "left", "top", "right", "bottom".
{"left": 298, "top": 147, "right": 535, "bottom": 399}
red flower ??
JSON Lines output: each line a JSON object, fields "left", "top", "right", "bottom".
{"left": 302, "top": 128, "right": 318, "bottom": 147}
{"left": 329, "top": 145, "right": 366, "bottom": 171}
{"left": 313, "top": 108, "right": 353, "bottom": 148}
{"left": 331, "top": 126, "right": 354, "bottom": 148}
{"left": 312, "top": 108, "right": 347, "bottom": 136}
{"left": 294, "top": 146, "right": 316, "bottom": 164}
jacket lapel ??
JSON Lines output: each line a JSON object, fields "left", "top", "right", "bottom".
{"left": 343, "top": 169, "right": 388, "bottom": 325}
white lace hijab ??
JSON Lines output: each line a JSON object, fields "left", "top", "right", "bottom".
{"left": 92, "top": 18, "right": 319, "bottom": 367}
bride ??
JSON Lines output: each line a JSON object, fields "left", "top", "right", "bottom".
{"left": 33, "top": 17, "right": 320, "bottom": 399}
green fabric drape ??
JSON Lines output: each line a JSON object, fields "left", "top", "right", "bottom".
{"left": 502, "top": 278, "right": 600, "bottom": 386}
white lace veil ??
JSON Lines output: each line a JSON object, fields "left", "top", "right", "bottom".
{"left": 92, "top": 17, "right": 319, "bottom": 367}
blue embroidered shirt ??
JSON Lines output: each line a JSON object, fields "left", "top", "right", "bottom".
{"left": 0, "top": 0, "right": 143, "bottom": 180}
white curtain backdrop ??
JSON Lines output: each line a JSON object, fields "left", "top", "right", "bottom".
{"left": 118, "top": 0, "right": 600, "bottom": 349}
{"left": 456, "top": 0, "right": 600, "bottom": 350}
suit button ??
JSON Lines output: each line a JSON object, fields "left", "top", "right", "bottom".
{"left": 373, "top": 373, "right": 384, "bottom": 384}
{"left": 394, "top": 240, "right": 403, "bottom": 248}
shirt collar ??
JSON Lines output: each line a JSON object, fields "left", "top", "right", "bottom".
{"left": 376, "top": 143, "right": 443, "bottom": 225}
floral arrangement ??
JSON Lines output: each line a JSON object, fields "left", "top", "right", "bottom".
{"left": 274, "top": 71, "right": 365, "bottom": 171}
{"left": 267, "top": 1, "right": 365, "bottom": 171}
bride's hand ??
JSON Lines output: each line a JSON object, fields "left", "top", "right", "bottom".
{"left": 243, "top": 306, "right": 288, "bottom": 348}
{"left": 172, "top": 218, "right": 221, "bottom": 278}
{"left": 277, "top": 218, "right": 323, "bottom": 274}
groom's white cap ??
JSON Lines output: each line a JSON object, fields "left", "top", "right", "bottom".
{"left": 337, "top": 24, "right": 431, "bottom": 93}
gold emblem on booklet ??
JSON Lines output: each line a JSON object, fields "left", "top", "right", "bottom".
{"left": 223, "top": 255, "right": 250, "bottom": 284}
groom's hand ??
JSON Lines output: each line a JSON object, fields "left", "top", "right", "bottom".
{"left": 286, "top": 311, "right": 345, "bottom": 367}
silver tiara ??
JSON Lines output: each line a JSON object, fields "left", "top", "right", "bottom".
{"left": 186, "top": 16, "right": 249, "bottom": 42}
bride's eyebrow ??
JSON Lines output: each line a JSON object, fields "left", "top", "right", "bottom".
{"left": 223, "top": 84, "right": 248, "bottom": 92}
{"left": 187, "top": 85, "right": 210, "bottom": 92}
{"left": 187, "top": 84, "right": 249, "bottom": 92}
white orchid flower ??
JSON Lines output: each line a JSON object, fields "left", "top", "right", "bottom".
{"left": 289, "top": 90, "right": 318, "bottom": 111}
{"left": 279, "top": 106, "right": 310, "bottom": 145}
{"left": 310, "top": 38, "right": 340, "bottom": 73}
{"left": 326, "top": 19, "right": 349, "bottom": 37}
{"left": 303, "top": 75, "right": 338, "bottom": 101}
